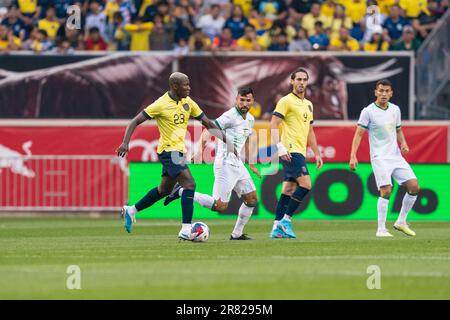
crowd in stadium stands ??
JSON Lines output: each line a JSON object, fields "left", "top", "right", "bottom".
{"left": 0, "top": 0, "right": 447, "bottom": 53}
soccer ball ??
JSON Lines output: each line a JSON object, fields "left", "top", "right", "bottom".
{"left": 191, "top": 222, "right": 209, "bottom": 242}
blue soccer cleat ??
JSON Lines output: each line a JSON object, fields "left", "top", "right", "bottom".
{"left": 122, "top": 206, "right": 133, "bottom": 233}
{"left": 164, "top": 183, "right": 182, "bottom": 206}
{"left": 270, "top": 227, "right": 289, "bottom": 239}
{"left": 278, "top": 218, "right": 297, "bottom": 238}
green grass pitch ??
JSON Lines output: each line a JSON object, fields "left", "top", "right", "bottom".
{"left": 0, "top": 218, "right": 449, "bottom": 299}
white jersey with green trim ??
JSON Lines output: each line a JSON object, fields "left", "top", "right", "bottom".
{"left": 214, "top": 107, "right": 255, "bottom": 167}
{"left": 357, "top": 102, "right": 402, "bottom": 160}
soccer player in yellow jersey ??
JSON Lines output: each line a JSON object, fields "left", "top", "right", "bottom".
{"left": 270, "top": 68, "right": 323, "bottom": 238}
{"left": 117, "top": 72, "right": 228, "bottom": 240}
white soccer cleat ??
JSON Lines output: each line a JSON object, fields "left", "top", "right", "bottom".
{"left": 376, "top": 230, "right": 393, "bottom": 237}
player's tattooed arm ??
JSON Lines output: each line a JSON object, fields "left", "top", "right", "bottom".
{"left": 396, "top": 128, "right": 409, "bottom": 154}
{"left": 349, "top": 126, "right": 366, "bottom": 170}
{"left": 116, "top": 112, "right": 148, "bottom": 157}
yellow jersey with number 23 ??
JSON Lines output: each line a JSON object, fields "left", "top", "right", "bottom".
{"left": 143, "top": 92, "right": 204, "bottom": 154}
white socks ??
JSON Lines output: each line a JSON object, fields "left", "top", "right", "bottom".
{"left": 397, "top": 193, "right": 417, "bottom": 225}
{"left": 282, "top": 214, "right": 292, "bottom": 222}
{"left": 377, "top": 197, "right": 389, "bottom": 231}
{"left": 231, "top": 203, "right": 254, "bottom": 238}
{"left": 181, "top": 223, "right": 191, "bottom": 234}
{"left": 272, "top": 220, "right": 279, "bottom": 231}
{"left": 179, "top": 188, "right": 215, "bottom": 210}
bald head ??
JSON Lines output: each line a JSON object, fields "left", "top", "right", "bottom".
{"left": 169, "top": 72, "right": 191, "bottom": 99}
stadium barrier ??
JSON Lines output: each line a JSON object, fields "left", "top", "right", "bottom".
{"left": 0, "top": 120, "right": 449, "bottom": 218}
{"left": 0, "top": 155, "right": 127, "bottom": 211}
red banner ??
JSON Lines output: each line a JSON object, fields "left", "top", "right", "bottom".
{"left": 0, "top": 124, "right": 447, "bottom": 164}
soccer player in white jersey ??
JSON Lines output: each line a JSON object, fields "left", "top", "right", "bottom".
{"left": 349, "top": 79, "right": 420, "bottom": 237}
{"left": 164, "top": 87, "right": 261, "bottom": 240}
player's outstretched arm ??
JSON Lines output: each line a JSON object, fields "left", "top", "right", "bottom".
{"left": 116, "top": 112, "right": 148, "bottom": 157}
{"left": 349, "top": 126, "right": 366, "bottom": 170}
{"left": 396, "top": 128, "right": 409, "bottom": 154}
{"left": 307, "top": 125, "right": 323, "bottom": 170}
{"left": 198, "top": 114, "right": 238, "bottom": 156}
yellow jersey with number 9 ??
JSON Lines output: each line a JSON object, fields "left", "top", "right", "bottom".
{"left": 143, "top": 92, "right": 204, "bottom": 154}
{"left": 273, "top": 93, "right": 314, "bottom": 156}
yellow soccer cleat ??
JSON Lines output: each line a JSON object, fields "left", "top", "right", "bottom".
{"left": 394, "top": 223, "right": 416, "bottom": 237}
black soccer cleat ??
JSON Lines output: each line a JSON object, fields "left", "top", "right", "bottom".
{"left": 164, "top": 183, "right": 182, "bottom": 206}
{"left": 229, "top": 234, "right": 253, "bottom": 240}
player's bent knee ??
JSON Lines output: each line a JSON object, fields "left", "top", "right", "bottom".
{"left": 409, "top": 184, "right": 420, "bottom": 195}
{"left": 245, "top": 198, "right": 258, "bottom": 207}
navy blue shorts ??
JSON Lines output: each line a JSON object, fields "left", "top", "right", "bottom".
{"left": 158, "top": 151, "right": 187, "bottom": 178}
{"left": 281, "top": 152, "right": 309, "bottom": 182}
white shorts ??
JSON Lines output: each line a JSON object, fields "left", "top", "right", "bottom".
{"left": 213, "top": 163, "right": 256, "bottom": 202}
{"left": 371, "top": 157, "right": 417, "bottom": 190}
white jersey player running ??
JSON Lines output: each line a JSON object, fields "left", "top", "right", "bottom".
{"left": 349, "top": 79, "right": 420, "bottom": 237}
{"left": 164, "top": 87, "right": 261, "bottom": 240}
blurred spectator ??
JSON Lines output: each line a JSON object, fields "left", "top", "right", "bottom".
{"left": 64, "top": 25, "right": 84, "bottom": 50}
{"left": 118, "top": 0, "right": 135, "bottom": 24}
{"left": 196, "top": 4, "right": 224, "bottom": 40}
{"left": 376, "top": 0, "right": 397, "bottom": 16}
{"left": 363, "top": 25, "right": 390, "bottom": 51}
{"left": 344, "top": 0, "right": 367, "bottom": 25}
{"left": 211, "top": 26, "right": 237, "bottom": 51}
{"left": 309, "top": 20, "right": 329, "bottom": 51}
{"left": 23, "top": 28, "right": 53, "bottom": 52}
{"left": 328, "top": 4, "right": 352, "bottom": 39}
{"left": 412, "top": 0, "right": 439, "bottom": 41}
{"left": 37, "top": 6, "right": 60, "bottom": 40}
{"left": 51, "top": 0, "right": 73, "bottom": 23}
{"left": 383, "top": 4, "right": 410, "bottom": 42}
{"left": 268, "top": 31, "right": 288, "bottom": 51}
{"left": 124, "top": 16, "right": 153, "bottom": 51}
{"left": 362, "top": 0, "right": 385, "bottom": 43}
{"left": 0, "top": 7, "right": 9, "bottom": 23}
{"left": 1, "top": 5, "right": 25, "bottom": 39}
{"left": 232, "top": 0, "right": 251, "bottom": 17}
{"left": 391, "top": 24, "right": 422, "bottom": 51}
{"left": 113, "top": 12, "right": 130, "bottom": 50}
{"left": 15, "top": 0, "right": 42, "bottom": 26}
{"left": 320, "top": 0, "right": 336, "bottom": 17}
{"left": 237, "top": 24, "right": 264, "bottom": 51}
{"left": 288, "top": 27, "right": 312, "bottom": 52}
{"left": 174, "top": 0, "right": 196, "bottom": 42}
{"left": 0, "top": 24, "right": 21, "bottom": 50}
{"left": 188, "top": 27, "right": 211, "bottom": 51}
{"left": 302, "top": 2, "right": 330, "bottom": 37}
{"left": 249, "top": 9, "right": 272, "bottom": 36}
{"left": 399, "top": 0, "right": 430, "bottom": 19}
{"left": 255, "top": 0, "right": 287, "bottom": 21}
{"left": 85, "top": 0, "right": 108, "bottom": 41}
{"left": 224, "top": 5, "right": 248, "bottom": 39}
{"left": 84, "top": 26, "right": 107, "bottom": 50}
{"left": 150, "top": 14, "right": 173, "bottom": 50}
{"left": 289, "top": 0, "right": 314, "bottom": 21}
{"left": 328, "top": 26, "right": 359, "bottom": 51}
{"left": 173, "top": 36, "right": 189, "bottom": 55}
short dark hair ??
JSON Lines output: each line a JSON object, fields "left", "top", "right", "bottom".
{"left": 291, "top": 68, "right": 309, "bottom": 80}
{"left": 375, "top": 79, "right": 393, "bottom": 89}
{"left": 238, "top": 86, "right": 254, "bottom": 96}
